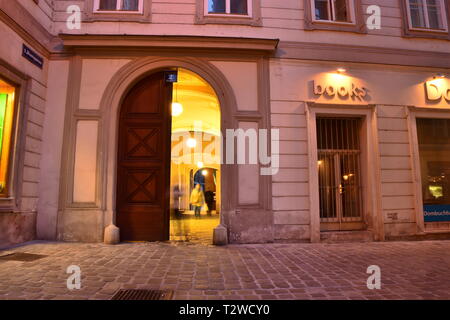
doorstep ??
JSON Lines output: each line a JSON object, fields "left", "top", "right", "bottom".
{"left": 320, "top": 230, "right": 374, "bottom": 243}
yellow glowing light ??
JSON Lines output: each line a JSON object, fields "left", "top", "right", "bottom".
{"left": 171, "top": 102, "right": 183, "bottom": 117}
{"left": 337, "top": 67, "right": 347, "bottom": 74}
{"left": 343, "top": 175, "right": 349, "bottom": 181}
{"left": 202, "top": 169, "right": 208, "bottom": 176}
{"left": 317, "top": 160, "right": 323, "bottom": 166}
{"left": 187, "top": 138, "right": 197, "bottom": 148}
{"left": 197, "top": 161, "right": 204, "bottom": 168}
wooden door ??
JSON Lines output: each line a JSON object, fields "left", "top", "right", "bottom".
{"left": 116, "top": 72, "right": 172, "bottom": 241}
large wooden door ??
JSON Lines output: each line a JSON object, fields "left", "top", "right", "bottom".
{"left": 116, "top": 72, "right": 172, "bottom": 241}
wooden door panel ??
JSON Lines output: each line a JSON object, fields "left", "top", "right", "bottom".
{"left": 125, "top": 126, "right": 161, "bottom": 160}
{"left": 116, "top": 72, "right": 172, "bottom": 241}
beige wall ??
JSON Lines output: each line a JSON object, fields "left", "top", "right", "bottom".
{"left": 50, "top": 0, "right": 450, "bottom": 53}
{"left": 0, "top": 19, "right": 49, "bottom": 247}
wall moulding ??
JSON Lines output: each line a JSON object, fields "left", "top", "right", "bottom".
{"left": 276, "top": 41, "right": 450, "bottom": 69}
{"left": 59, "top": 35, "right": 279, "bottom": 53}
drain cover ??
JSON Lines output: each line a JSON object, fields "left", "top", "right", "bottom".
{"left": 111, "top": 289, "right": 173, "bottom": 300}
{"left": 0, "top": 252, "right": 47, "bottom": 262}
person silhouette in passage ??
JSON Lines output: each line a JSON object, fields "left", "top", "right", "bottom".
{"left": 190, "top": 184, "right": 205, "bottom": 218}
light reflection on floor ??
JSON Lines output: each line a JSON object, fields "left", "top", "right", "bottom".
{"left": 170, "top": 211, "right": 220, "bottom": 245}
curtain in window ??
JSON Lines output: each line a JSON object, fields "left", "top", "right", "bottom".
{"left": 409, "top": 0, "right": 427, "bottom": 28}
{"left": 208, "top": 0, "right": 226, "bottom": 13}
{"left": 426, "top": 0, "right": 443, "bottom": 29}
{"left": 315, "top": 0, "right": 331, "bottom": 20}
{"left": 122, "top": 0, "right": 139, "bottom": 11}
{"left": 230, "top": 0, "right": 248, "bottom": 14}
{"left": 334, "top": 0, "right": 349, "bottom": 22}
{"left": 99, "top": 0, "right": 117, "bottom": 10}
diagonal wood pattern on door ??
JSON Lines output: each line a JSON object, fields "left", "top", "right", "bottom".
{"left": 116, "top": 72, "right": 173, "bottom": 241}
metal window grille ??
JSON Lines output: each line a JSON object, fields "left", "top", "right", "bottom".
{"left": 317, "top": 118, "right": 363, "bottom": 225}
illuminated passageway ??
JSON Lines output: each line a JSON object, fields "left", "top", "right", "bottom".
{"left": 169, "top": 68, "right": 221, "bottom": 244}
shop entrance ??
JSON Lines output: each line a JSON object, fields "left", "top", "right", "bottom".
{"left": 317, "top": 117, "right": 365, "bottom": 231}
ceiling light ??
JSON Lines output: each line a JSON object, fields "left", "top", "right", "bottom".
{"left": 171, "top": 102, "right": 183, "bottom": 117}
{"left": 187, "top": 138, "right": 197, "bottom": 148}
{"left": 337, "top": 67, "right": 347, "bottom": 74}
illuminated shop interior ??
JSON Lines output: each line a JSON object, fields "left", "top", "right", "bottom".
{"left": 0, "top": 78, "right": 15, "bottom": 196}
{"left": 170, "top": 68, "right": 221, "bottom": 243}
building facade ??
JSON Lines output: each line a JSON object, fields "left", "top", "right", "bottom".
{"left": 1, "top": 0, "right": 450, "bottom": 248}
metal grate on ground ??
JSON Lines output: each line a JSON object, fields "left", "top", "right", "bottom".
{"left": 0, "top": 252, "right": 47, "bottom": 262}
{"left": 111, "top": 289, "right": 174, "bottom": 300}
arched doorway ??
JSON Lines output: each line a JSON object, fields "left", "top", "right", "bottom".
{"left": 115, "top": 67, "right": 221, "bottom": 243}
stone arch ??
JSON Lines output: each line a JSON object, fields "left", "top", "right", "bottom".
{"left": 98, "top": 57, "right": 237, "bottom": 243}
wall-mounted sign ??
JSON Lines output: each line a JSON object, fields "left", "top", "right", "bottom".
{"left": 22, "top": 44, "right": 43, "bottom": 69}
{"left": 424, "top": 204, "right": 450, "bottom": 222}
{"left": 425, "top": 80, "right": 450, "bottom": 103}
{"left": 313, "top": 80, "right": 368, "bottom": 101}
{"left": 165, "top": 71, "right": 178, "bottom": 83}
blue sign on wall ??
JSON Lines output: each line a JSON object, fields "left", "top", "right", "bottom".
{"left": 424, "top": 204, "right": 450, "bottom": 222}
{"left": 22, "top": 44, "right": 44, "bottom": 69}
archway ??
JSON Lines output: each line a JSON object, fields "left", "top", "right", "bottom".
{"left": 100, "top": 57, "right": 236, "bottom": 245}
{"left": 169, "top": 68, "right": 221, "bottom": 244}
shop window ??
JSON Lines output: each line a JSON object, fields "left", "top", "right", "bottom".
{"left": 0, "top": 79, "right": 16, "bottom": 196}
{"left": 304, "top": 0, "right": 366, "bottom": 33}
{"left": 417, "top": 118, "right": 450, "bottom": 223}
{"left": 196, "top": 0, "right": 261, "bottom": 26}
{"left": 86, "top": 0, "right": 150, "bottom": 22}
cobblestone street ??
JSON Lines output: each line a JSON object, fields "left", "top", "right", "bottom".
{"left": 0, "top": 240, "right": 449, "bottom": 300}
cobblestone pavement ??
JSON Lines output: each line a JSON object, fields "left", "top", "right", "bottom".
{"left": 0, "top": 240, "right": 449, "bottom": 300}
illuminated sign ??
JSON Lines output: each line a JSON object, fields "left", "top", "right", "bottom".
{"left": 425, "top": 80, "right": 450, "bottom": 103}
{"left": 424, "top": 204, "right": 450, "bottom": 222}
{"left": 313, "top": 80, "right": 368, "bottom": 100}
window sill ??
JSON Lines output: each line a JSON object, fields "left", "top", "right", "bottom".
{"left": 0, "top": 197, "right": 16, "bottom": 212}
{"left": 84, "top": 13, "right": 151, "bottom": 23}
{"left": 196, "top": 14, "right": 262, "bottom": 26}
{"left": 403, "top": 28, "right": 450, "bottom": 40}
{"left": 305, "top": 19, "right": 366, "bottom": 34}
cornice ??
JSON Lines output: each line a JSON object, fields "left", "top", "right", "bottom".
{"left": 277, "top": 41, "right": 450, "bottom": 69}
{"left": 0, "top": 0, "right": 58, "bottom": 57}
{"left": 59, "top": 34, "right": 280, "bottom": 53}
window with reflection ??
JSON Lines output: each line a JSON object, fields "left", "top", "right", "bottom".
{"left": 207, "top": 0, "right": 250, "bottom": 15}
{"left": 96, "top": 0, "right": 140, "bottom": 12}
{"left": 313, "top": 0, "right": 353, "bottom": 22}
{"left": 417, "top": 118, "right": 450, "bottom": 222}
{"left": 406, "top": 0, "right": 448, "bottom": 31}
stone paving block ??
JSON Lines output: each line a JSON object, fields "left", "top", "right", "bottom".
{"left": 0, "top": 240, "right": 449, "bottom": 300}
